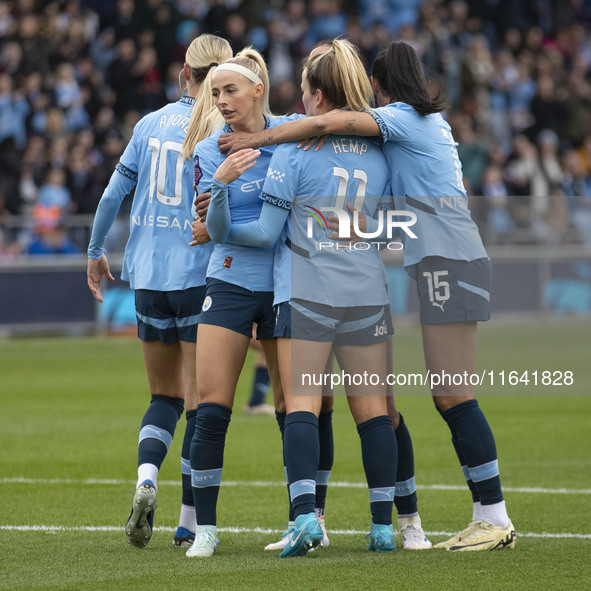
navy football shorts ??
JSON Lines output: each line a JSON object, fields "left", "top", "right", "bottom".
{"left": 135, "top": 286, "right": 206, "bottom": 343}
{"left": 276, "top": 299, "right": 391, "bottom": 345}
{"left": 409, "top": 256, "right": 492, "bottom": 325}
{"left": 199, "top": 278, "right": 275, "bottom": 339}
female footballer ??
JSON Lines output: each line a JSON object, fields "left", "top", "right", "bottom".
{"left": 87, "top": 34, "right": 232, "bottom": 549}
{"left": 218, "top": 40, "right": 516, "bottom": 553}
{"left": 205, "top": 39, "right": 404, "bottom": 556}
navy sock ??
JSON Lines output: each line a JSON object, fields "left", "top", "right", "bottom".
{"left": 440, "top": 399, "right": 503, "bottom": 505}
{"left": 357, "top": 415, "right": 397, "bottom": 525}
{"left": 452, "top": 431, "right": 480, "bottom": 503}
{"left": 181, "top": 409, "right": 196, "bottom": 507}
{"left": 248, "top": 366, "right": 270, "bottom": 407}
{"left": 393, "top": 414, "right": 418, "bottom": 516}
{"left": 275, "top": 410, "right": 286, "bottom": 436}
{"left": 316, "top": 410, "right": 334, "bottom": 515}
{"left": 284, "top": 411, "right": 319, "bottom": 519}
{"left": 437, "top": 405, "right": 480, "bottom": 503}
{"left": 138, "top": 395, "right": 184, "bottom": 469}
{"left": 191, "top": 402, "right": 232, "bottom": 526}
{"left": 275, "top": 411, "right": 294, "bottom": 521}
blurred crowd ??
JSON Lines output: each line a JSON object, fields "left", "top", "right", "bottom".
{"left": 2, "top": 0, "right": 591, "bottom": 257}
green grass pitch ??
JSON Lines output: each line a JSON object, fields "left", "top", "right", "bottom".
{"left": 1, "top": 320, "right": 590, "bottom": 590}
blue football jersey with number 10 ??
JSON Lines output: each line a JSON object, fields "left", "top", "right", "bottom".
{"left": 113, "top": 96, "right": 213, "bottom": 290}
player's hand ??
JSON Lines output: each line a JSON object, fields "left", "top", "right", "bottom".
{"left": 214, "top": 148, "right": 260, "bottom": 184}
{"left": 298, "top": 135, "right": 328, "bottom": 151}
{"left": 87, "top": 255, "right": 114, "bottom": 303}
{"left": 327, "top": 203, "right": 366, "bottom": 245}
{"left": 194, "top": 191, "right": 211, "bottom": 221}
{"left": 190, "top": 217, "right": 212, "bottom": 246}
{"left": 218, "top": 133, "right": 254, "bottom": 154}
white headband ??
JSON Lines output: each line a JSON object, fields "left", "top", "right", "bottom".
{"left": 214, "top": 62, "right": 264, "bottom": 86}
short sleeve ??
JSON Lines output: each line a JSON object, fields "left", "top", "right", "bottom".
{"left": 367, "top": 105, "right": 410, "bottom": 143}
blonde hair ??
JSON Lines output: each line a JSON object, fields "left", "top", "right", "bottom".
{"left": 305, "top": 39, "right": 374, "bottom": 112}
{"left": 224, "top": 47, "right": 273, "bottom": 117}
{"left": 182, "top": 34, "right": 233, "bottom": 159}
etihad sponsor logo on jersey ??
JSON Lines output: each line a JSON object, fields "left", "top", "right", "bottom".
{"left": 267, "top": 167, "right": 286, "bottom": 182}
{"left": 131, "top": 215, "right": 193, "bottom": 230}
{"left": 240, "top": 178, "right": 265, "bottom": 192}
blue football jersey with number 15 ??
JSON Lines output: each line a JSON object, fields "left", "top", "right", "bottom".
{"left": 369, "top": 102, "right": 488, "bottom": 267}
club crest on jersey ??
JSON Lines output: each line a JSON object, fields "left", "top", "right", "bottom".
{"left": 223, "top": 256, "right": 233, "bottom": 268}
{"left": 267, "top": 167, "right": 285, "bottom": 182}
{"left": 194, "top": 154, "right": 203, "bottom": 185}
{"left": 202, "top": 296, "right": 212, "bottom": 311}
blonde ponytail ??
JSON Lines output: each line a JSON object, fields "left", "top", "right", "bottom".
{"left": 227, "top": 47, "right": 273, "bottom": 117}
{"left": 182, "top": 35, "right": 233, "bottom": 159}
{"left": 306, "top": 39, "right": 374, "bottom": 112}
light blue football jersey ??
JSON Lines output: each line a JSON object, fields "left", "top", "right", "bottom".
{"left": 88, "top": 96, "right": 213, "bottom": 290}
{"left": 194, "top": 114, "right": 301, "bottom": 292}
{"left": 261, "top": 136, "right": 391, "bottom": 307}
{"left": 369, "top": 102, "right": 488, "bottom": 267}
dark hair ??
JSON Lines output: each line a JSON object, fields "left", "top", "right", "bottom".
{"left": 190, "top": 62, "right": 219, "bottom": 84}
{"left": 372, "top": 41, "right": 445, "bottom": 116}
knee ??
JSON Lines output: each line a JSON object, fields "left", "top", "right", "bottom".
{"left": 433, "top": 394, "right": 475, "bottom": 413}
{"left": 195, "top": 403, "right": 232, "bottom": 443}
{"left": 389, "top": 408, "right": 400, "bottom": 430}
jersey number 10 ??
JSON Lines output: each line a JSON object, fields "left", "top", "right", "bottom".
{"left": 147, "top": 137, "right": 185, "bottom": 206}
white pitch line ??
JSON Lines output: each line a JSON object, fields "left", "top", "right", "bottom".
{"left": 1, "top": 477, "right": 590, "bottom": 495}
{"left": 1, "top": 525, "right": 590, "bottom": 540}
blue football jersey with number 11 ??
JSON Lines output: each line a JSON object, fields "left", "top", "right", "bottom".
{"left": 261, "top": 135, "right": 392, "bottom": 307}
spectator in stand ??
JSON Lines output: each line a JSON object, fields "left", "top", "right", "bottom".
{"left": 109, "top": 38, "right": 141, "bottom": 118}
{"left": 527, "top": 74, "right": 566, "bottom": 142}
{"left": 532, "top": 129, "right": 563, "bottom": 219}
{"left": 302, "top": 0, "right": 348, "bottom": 53}
{"left": 3, "top": 0, "right": 591, "bottom": 251}
{"left": 452, "top": 112, "right": 489, "bottom": 195}
{"left": 38, "top": 167, "right": 72, "bottom": 216}
{"left": 67, "top": 145, "right": 104, "bottom": 215}
{"left": 0, "top": 72, "right": 29, "bottom": 151}
{"left": 482, "top": 165, "right": 515, "bottom": 240}
{"left": 27, "top": 208, "right": 79, "bottom": 256}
